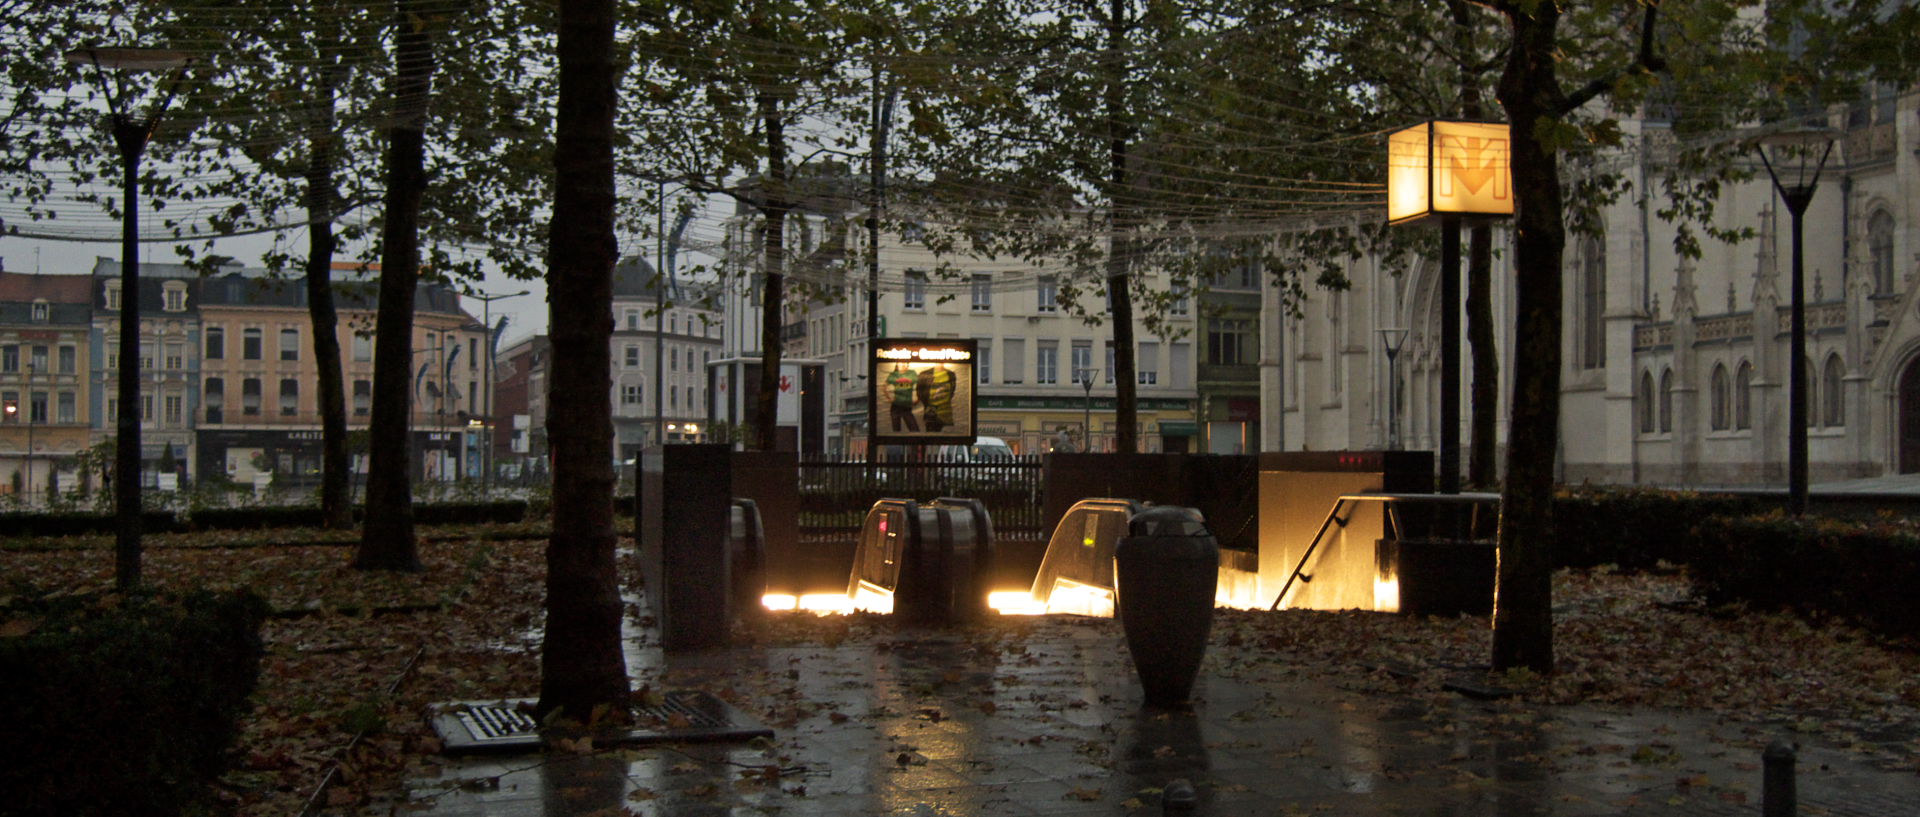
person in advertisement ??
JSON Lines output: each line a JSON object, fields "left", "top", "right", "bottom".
{"left": 916, "top": 363, "right": 957, "bottom": 432}
{"left": 887, "top": 363, "right": 920, "bottom": 432}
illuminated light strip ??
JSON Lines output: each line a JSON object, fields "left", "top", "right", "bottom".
{"left": 987, "top": 591, "right": 1047, "bottom": 616}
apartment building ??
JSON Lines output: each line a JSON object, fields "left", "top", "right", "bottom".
{"left": 89, "top": 259, "right": 200, "bottom": 486}
{"left": 192, "top": 264, "right": 485, "bottom": 485}
{"left": 0, "top": 270, "right": 94, "bottom": 497}
{"left": 717, "top": 204, "right": 1203, "bottom": 455}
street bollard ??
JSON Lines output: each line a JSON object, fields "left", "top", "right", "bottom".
{"left": 1763, "top": 739, "right": 1796, "bottom": 817}
{"left": 1114, "top": 505, "right": 1218, "bottom": 709}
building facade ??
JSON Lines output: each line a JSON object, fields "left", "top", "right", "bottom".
{"left": 610, "top": 256, "right": 723, "bottom": 461}
{"left": 0, "top": 270, "right": 95, "bottom": 498}
{"left": 715, "top": 208, "right": 1204, "bottom": 456}
{"left": 90, "top": 259, "right": 201, "bottom": 488}
{"left": 1266, "top": 91, "right": 1918, "bottom": 487}
{"left": 192, "top": 264, "right": 486, "bottom": 487}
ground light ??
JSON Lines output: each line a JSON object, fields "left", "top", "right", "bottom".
{"left": 762, "top": 580, "right": 1271, "bottom": 617}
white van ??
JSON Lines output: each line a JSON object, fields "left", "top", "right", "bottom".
{"left": 936, "top": 436, "right": 1015, "bottom": 463}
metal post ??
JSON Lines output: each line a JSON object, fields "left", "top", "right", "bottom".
{"left": 481, "top": 300, "right": 491, "bottom": 495}
{"left": 469, "top": 289, "right": 527, "bottom": 497}
{"left": 67, "top": 46, "right": 197, "bottom": 592}
{"left": 1439, "top": 215, "right": 1461, "bottom": 494}
{"left": 655, "top": 180, "right": 666, "bottom": 450}
{"left": 1082, "top": 370, "right": 1094, "bottom": 452}
{"left": 113, "top": 115, "right": 146, "bottom": 589}
{"left": 1754, "top": 130, "right": 1832, "bottom": 517}
{"left": 1763, "top": 740, "right": 1796, "bottom": 817}
{"left": 1378, "top": 328, "right": 1408, "bottom": 451}
{"left": 1786, "top": 199, "right": 1809, "bottom": 516}
{"left": 23, "top": 363, "right": 34, "bottom": 504}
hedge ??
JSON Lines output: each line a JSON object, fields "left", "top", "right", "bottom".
{"left": 1551, "top": 485, "right": 1763, "bottom": 570}
{"left": 0, "top": 590, "right": 267, "bottom": 816}
{"left": 0, "top": 509, "right": 183, "bottom": 538}
{"left": 1691, "top": 513, "right": 1920, "bottom": 640}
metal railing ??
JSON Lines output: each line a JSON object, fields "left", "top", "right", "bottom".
{"left": 798, "top": 456, "right": 1045, "bottom": 537}
{"left": 1270, "top": 492, "right": 1500, "bottom": 611}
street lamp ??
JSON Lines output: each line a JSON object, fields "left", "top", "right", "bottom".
{"left": 1387, "top": 120, "right": 1513, "bottom": 493}
{"left": 467, "top": 288, "right": 528, "bottom": 496}
{"left": 66, "top": 45, "right": 197, "bottom": 591}
{"left": 1077, "top": 368, "right": 1099, "bottom": 453}
{"left": 1753, "top": 125, "right": 1837, "bottom": 516}
{"left": 1377, "top": 328, "right": 1409, "bottom": 450}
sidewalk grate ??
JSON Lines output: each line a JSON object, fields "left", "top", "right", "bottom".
{"left": 431, "top": 690, "right": 773, "bottom": 755}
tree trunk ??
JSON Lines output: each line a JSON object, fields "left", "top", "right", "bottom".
{"left": 306, "top": 65, "right": 352, "bottom": 530}
{"left": 1105, "top": 0, "right": 1139, "bottom": 454}
{"left": 537, "top": 0, "right": 629, "bottom": 721}
{"left": 1488, "top": 3, "right": 1563, "bottom": 674}
{"left": 753, "top": 90, "right": 789, "bottom": 452}
{"left": 355, "top": 0, "right": 435, "bottom": 571}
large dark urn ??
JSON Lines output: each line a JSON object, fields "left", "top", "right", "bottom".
{"left": 1114, "top": 505, "right": 1218, "bottom": 709}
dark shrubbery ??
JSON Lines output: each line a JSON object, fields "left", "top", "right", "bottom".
{"left": 189, "top": 504, "right": 333, "bottom": 531}
{"left": 0, "top": 509, "right": 183, "bottom": 538}
{"left": 1692, "top": 513, "right": 1920, "bottom": 640}
{"left": 0, "top": 590, "right": 267, "bottom": 817}
{"left": 413, "top": 499, "right": 528, "bottom": 525}
{"left": 1551, "top": 485, "right": 1763, "bottom": 570}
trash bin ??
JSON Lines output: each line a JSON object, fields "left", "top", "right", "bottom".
{"left": 1114, "top": 505, "right": 1218, "bottom": 709}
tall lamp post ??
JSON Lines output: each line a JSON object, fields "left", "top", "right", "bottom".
{"left": 1387, "top": 120, "right": 1513, "bottom": 493}
{"left": 468, "top": 288, "right": 528, "bottom": 496}
{"left": 1377, "top": 328, "right": 1409, "bottom": 450}
{"left": 1077, "top": 368, "right": 1098, "bottom": 453}
{"left": 1754, "top": 126, "right": 1837, "bottom": 517}
{"left": 66, "top": 46, "right": 196, "bottom": 592}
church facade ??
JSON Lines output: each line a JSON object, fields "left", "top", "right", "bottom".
{"left": 1263, "top": 93, "right": 1917, "bottom": 488}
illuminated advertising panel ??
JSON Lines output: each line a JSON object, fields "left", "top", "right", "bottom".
{"left": 870, "top": 339, "right": 978, "bottom": 445}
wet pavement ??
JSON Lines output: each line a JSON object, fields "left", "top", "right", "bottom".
{"left": 391, "top": 607, "right": 1920, "bottom": 817}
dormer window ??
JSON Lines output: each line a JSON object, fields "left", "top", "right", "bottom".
{"left": 163, "top": 283, "right": 186, "bottom": 312}
{"left": 105, "top": 283, "right": 122, "bottom": 311}
{"left": 31, "top": 301, "right": 49, "bottom": 322}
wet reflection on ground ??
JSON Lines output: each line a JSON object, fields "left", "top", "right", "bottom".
{"left": 400, "top": 611, "right": 1920, "bottom": 817}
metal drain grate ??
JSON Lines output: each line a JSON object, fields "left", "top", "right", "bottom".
{"left": 431, "top": 691, "right": 773, "bottom": 755}
{"left": 452, "top": 702, "right": 538, "bottom": 742}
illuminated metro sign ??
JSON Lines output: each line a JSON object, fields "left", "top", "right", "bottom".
{"left": 1387, "top": 119, "right": 1514, "bottom": 226}
{"left": 870, "top": 338, "right": 978, "bottom": 446}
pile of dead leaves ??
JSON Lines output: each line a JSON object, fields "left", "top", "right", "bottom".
{"left": 1213, "top": 566, "right": 1920, "bottom": 772}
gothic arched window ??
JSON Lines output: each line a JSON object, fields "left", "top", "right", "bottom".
{"left": 1868, "top": 210, "right": 1895, "bottom": 296}
{"left": 1823, "top": 354, "right": 1846, "bottom": 427}
{"left": 1710, "top": 364, "right": 1730, "bottom": 431}
{"left": 1734, "top": 361, "right": 1753, "bottom": 430}
{"left": 1638, "top": 370, "right": 1656, "bottom": 433}
{"left": 1658, "top": 368, "right": 1674, "bottom": 433}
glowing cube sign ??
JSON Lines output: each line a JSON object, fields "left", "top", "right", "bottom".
{"left": 1387, "top": 120, "right": 1514, "bottom": 225}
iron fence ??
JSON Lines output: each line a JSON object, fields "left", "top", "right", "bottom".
{"left": 797, "top": 456, "right": 1046, "bottom": 537}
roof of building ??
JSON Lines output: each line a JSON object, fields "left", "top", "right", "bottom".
{"left": 0, "top": 271, "right": 94, "bottom": 303}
